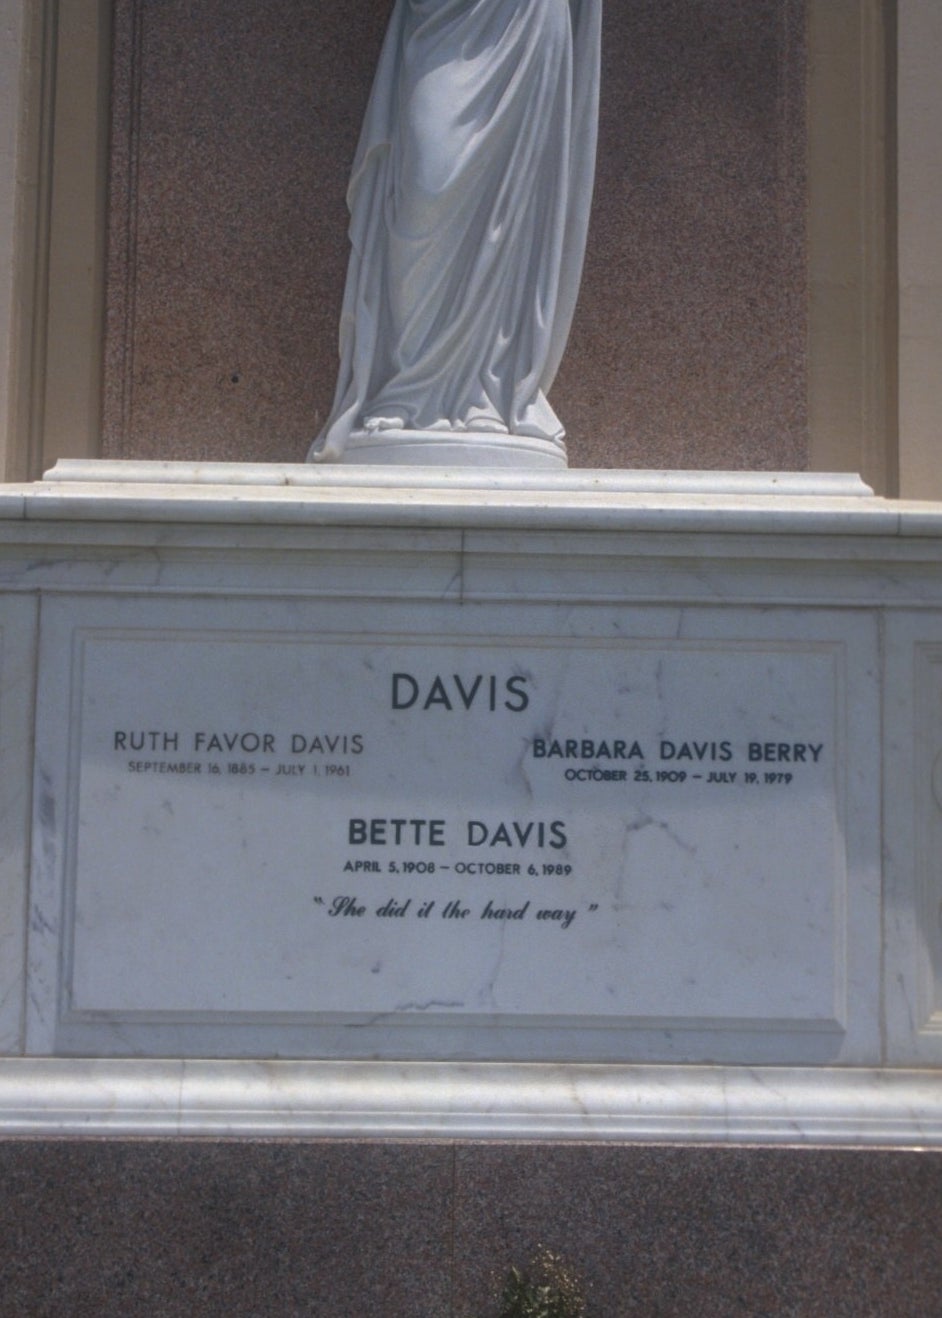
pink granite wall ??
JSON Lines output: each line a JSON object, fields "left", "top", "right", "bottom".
{"left": 0, "top": 1141, "right": 940, "bottom": 1314}
{"left": 102, "top": 0, "right": 806, "bottom": 469}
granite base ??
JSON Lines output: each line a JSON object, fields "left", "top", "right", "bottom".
{"left": 0, "top": 1140, "right": 938, "bottom": 1316}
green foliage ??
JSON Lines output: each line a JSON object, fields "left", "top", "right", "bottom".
{"left": 494, "top": 1248, "right": 587, "bottom": 1318}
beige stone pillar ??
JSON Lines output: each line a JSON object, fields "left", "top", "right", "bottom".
{"left": 0, "top": 0, "right": 109, "bottom": 482}
{"left": 0, "top": 0, "right": 36, "bottom": 480}
{"left": 897, "top": 0, "right": 942, "bottom": 498}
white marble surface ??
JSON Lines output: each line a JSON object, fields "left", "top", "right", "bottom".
{"left": 0, "top": 462, "right": 925, "bottom": 541}
{"left": 323, "top": 430, "right": 569, "bottom": 467}
{"left": 25, "top": 596, "right": 879, "bottom": 1063}
{"left": 0, "top": 1058, "right": 940, "bottom": 1143}
{"left": 43, "top": 459, "right": 876, "bottom": 495}
{"left": 0, "top": 595, "right": 35, "bottom": 1053}
{"left": 883, "top": 611, "right": 942, "bottom": 1066}
{"left": 0, "top": 464, "right": 940, "bottom": 1138}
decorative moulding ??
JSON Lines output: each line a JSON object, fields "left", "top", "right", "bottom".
{"left": 0, "top": 1060, "right": 940, "bottom": 1145}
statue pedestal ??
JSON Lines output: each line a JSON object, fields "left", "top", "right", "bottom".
{"left": 2, "top": 460, "right": 941, "bottom": 1310}
{"left": 0, "top": 459, "right": 936, "bottom": 1139}
{"left": 324, "top": 429, "right": 568, "bottom": 468}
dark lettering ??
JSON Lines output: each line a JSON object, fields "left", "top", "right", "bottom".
{"left": 392, "top": 673, "right": 419, "bottom": 709}
{"left": 505, "top": 675, "right": 530, "bottom": 711}
{"left": 423, "top": 676, "right": 453, "bottom": 711}
{"left": 453, "top": 674, "right": 483, "bottom": 709}
{"left": 328, "top": 895, "right": 365, "bottom": 917}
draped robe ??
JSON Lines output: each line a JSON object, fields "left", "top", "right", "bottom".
{"left": 310, "top": 0, "right": 601, "bottom": 461}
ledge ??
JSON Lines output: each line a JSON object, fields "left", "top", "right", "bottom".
{"left": 4, "top": 463, "right": 929, "bottom": 538}
{"left": 42, "top": 460, "right": 875, "bottom": 498}
{"left": 0, "top": 1059, "right": 939, "bottom": 1144}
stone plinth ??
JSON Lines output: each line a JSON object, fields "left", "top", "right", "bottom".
{"left": 0, "top": 461, "right": 936, "bottom": 1128}
{"left": 1, "top": 461, "right": 940, "bottom": 1311}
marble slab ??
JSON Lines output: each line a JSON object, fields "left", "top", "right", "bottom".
{"left": 0, "top": 595, "right": 35, "bottom": 1054}
{"left": 884, "top": 611, "right": 942, "bottom": 1066}
{"left": 0, "top": 464, "right": 939, "bottom": 1139}
{"left": 26, "top": 589, "right": 879, "bottom": 1062}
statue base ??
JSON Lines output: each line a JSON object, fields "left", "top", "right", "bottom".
{"left": 332, "top": 429, "right": 568, "bottom": 468}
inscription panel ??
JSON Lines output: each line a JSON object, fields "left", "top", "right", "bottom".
{"left": 27, "top": 596, "right": 879, "bottom": 1062}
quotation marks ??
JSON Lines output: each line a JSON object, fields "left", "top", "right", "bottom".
{"left": 313, "top": 896, "right": 324, "bottom": 905}
{"left": 588, "top": 904, "right": 599, "bottom": 913}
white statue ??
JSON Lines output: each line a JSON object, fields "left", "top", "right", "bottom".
{"left": 309, "top": 0, "right": 602, "bottom": 467}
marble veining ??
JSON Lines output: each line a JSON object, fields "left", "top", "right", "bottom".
{"left": 0, "top": 467, "right": 938, "bottom": 1137}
